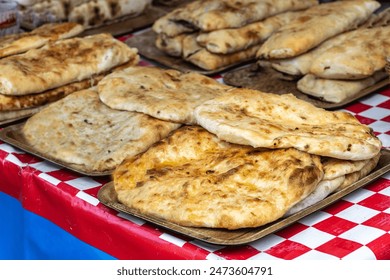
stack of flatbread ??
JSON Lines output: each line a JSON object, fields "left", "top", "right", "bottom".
{"left": 64, "top": 64, "right": 382, "bottom": 230}
{"left": 152, "top": 0, "right": 319, "bottom": 71}
{"left": 16, "top": 0, "right": 152, "bottom": 29}
{"left": 0, "top": 22, "right": 139, "bottom": 124}
{"left": 256, "top": 0, "right": 388, "bottom": 103}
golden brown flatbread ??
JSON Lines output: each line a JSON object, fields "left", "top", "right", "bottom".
{"left": 0, "top": 75, "right": 103, "bottom": 111}
{"left": 194, "top": 88, "right": 382, "bottom": 160}
{"left": 22, "top": 88, "right": 181, "bottom": 172}
{"left": 0, "top": 22, "right": 84, "bottom": 58}
{"left": 98, "top": 66, "right": 231, "bottom": 124}
{"left": 114, "top": 126, "right": 323, "bottom": 229}
{"left": 256, "top": 0, "right": 380, "bottom": 59}
{"left": 0, "top": 33, "right": 139, "bottom": 96}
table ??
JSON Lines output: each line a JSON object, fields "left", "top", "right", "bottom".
{"left": 0, "top": 32, "right": 389, "bottom": 260}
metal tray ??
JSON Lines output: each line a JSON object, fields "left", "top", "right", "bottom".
{"left": 98, "top": 149, "right": 390, "bottom": 245}
{"left": 0, "top": 122, "right": 112, "bottom": 176}
{"left": 125, "top": 29, "right": 254, "bottom": 75}
{"left": 223, "top": 64, "right": 389, "bottom": 109}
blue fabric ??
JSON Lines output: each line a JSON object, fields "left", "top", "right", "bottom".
{"left": 0, "top": 192, "right": 116, "bottom": 260}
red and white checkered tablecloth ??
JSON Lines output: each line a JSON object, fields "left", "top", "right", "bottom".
{"left": 0, "top": 81, "right": 389, "bottom": 259}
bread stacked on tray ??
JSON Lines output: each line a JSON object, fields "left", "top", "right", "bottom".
{"left": 256, "top": 0, "right": 389, "bottom": 103}
{"left": 152, "top": 0, "right": 319, "bottom": 71}
{"left": 0, "top": 21, "right": 139, "bottom": 124}
{"left": 15, "top": 0, "right": 152, "bottom": 29}
{"left": 20, "top": 64, "right": 381, "bottom": 230}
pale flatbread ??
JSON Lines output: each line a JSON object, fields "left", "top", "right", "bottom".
{"left": 256, "top": 0, "right": 380, "bottom": 59}
{"left": 185, "top": 43, "right": 260, "bottom": 71}
{"left": 0, "top": 33, "right": 139, "bottom": 96}
{"left": 0, "top": 106, "right": 45, "bottom": 122}
{"left": 152, "top": 0, "right": 318, "bottom": 36}
{"left": 297, "top": 71, "right": 387, "bottom": 103}
{"left": 22, "top": 88, "right": 181, "bottom": 172}
{"left": 68, "top": 0, "right": 152, "bottom": 28}
{"left": 286, "top": 153, "right": 380, "bottom": 215}
{"left": 114, "top": 126, "right": 323, "bottom": 230}
{"left": 194, "top": 88, "right": 382, "bottom": 160}
{"left": 309, "top": 26, "right": 390, "bottom": 80}
{"left": 337, "top": 153, "right": 381, "bottom": 191}
{"left": 196, "top": 11, "right": 301, "bottom": 54}
{"left": 268, "top": 30, "right": 354, "bottom": 76}
{"left": 98, "top": 66, "right": 231, "bottom": 124}
{"left": 285, "top": 176, "right": 345, "bottom": 216}
{"left": 0, "top": 22, "right": 84, "bottom": 58}
{"left": 156, "top": 32, "right": 260, "bottom": 70}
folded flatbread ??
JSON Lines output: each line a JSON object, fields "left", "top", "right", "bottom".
{"left": 98, "top": 66, "right": 231, "bottom": 124}
{"left": 196, "top": 11, "right": 301, "bottom": 54}
{"left": 114, "top": 126, "right": 323, "bottom": 229}
{"left": 285, "top": 153, "right": 380, "bottom": 215}
{"left": 194, "top": 88, "right": 382, "bottom": 160}
{"left": 153, "top": 0, "right": 318, "bottom": 36}
{"left": 0, "top": 22, "right": 84, "bottom": 58}
{"left": 68, "top": 0, "right": 152, "bottom": 28}
{"left": 22, "top": 88, "right": 181, "bottom": 172}
{"left": 309, "top": 26, "right": 390, "bottom": 80}
{"left": 256, "top": 0, "right": 380, "bottom": 59}
{"left": 297, "top": 71, "right": 387, "bottom": 103}
{"left": 0, "top": 33, "right": 139, "bottom": 96}
{"left": 0, "top": 75, "right": 103, "bottom": 111}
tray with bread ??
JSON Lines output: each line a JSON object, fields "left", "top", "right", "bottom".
{"left": 223, "top": 63, "right": 389, "bottom": 109}
{"left": 98, "top": 149, "right": 390, "bottom": 245}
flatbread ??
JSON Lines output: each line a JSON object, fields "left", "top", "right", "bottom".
{"left": 0, "top": 22, "right": 84, "bottom": 58}
{"left": 155, "top": 33, "right": 189, "bottom": 57}
{"left": 296, "top": 71, "right": 387, "bottom": 103}
{"left": 0, "top": 75, "right": 103, "bottom": 111}
{"left": 113, "top": 125, "right": 323, "bottom": 230}
{"left": 196, "top": 11, "right": 301, "bottom": 54}
{"left": 309, "top": 26, "right": 390, "bottom": 80}
{"left": 337, "top": 153, "right": 381, "bottom": 191}
{"left": 0, "top": 33, "right": 139, "bottom": 96}
{"left": 185, "top": 42, "right": 260, "bottom": 71}
{"left": 268, "top": 30, "right": 354, "bottom": 76}
{"left": 0, "top": 106, "right": 45, "bottom": 122}
{"left": 68, "top": 0, "right": 152, "bottom": 28}
{"left": 285, "top": 153, "right": 380, "bottom": 215}
{"left": 194, "top": 88, "right": 382, "bottom": 160}
{"left": 98, "top": 66, "right": 231, "bottom": 124}
{"left": 22, "top": 88, "right": 181, "bottom": 172}
{"left": 256, "top": 0, "right": 380, "bottom": 59}
{"left": 152, "top": 0, "right": 318, "bottom": 36}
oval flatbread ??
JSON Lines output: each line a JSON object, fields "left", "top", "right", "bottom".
{"left": 194, "top": 88, "right": 382, "bottom": 160}
{"left": 114, "top": 126, "right": 323, "bottom": 229}
{"left": 98, "top": 66, "right": 231, "bottom": 124}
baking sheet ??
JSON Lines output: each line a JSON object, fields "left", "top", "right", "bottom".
{"left": 223, "top": 64, "right": 390, "bottom": 109}
{"left": 125, "top": 29, "right": 254, "bottom": 75}
{"left": 98, "top": 149, "right": 390, "bottom": 245}
{"left": 0, "top": 122, "right": 112, "bottom": 176}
